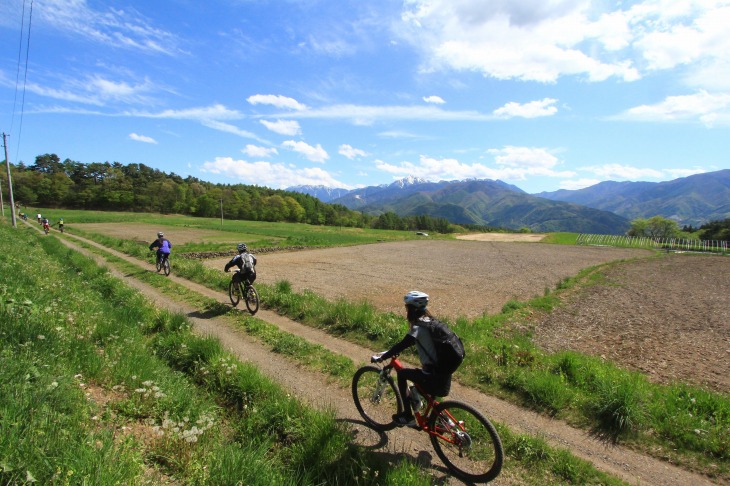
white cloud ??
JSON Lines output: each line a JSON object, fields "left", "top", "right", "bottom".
{"left": 282, "top": 140, "right": 329, "bottom": 163}
{"left": 129, "top": 133, "right": 157, "bottom": 144}
{"left": 557, "top": 178, "right": 601, "bottom": 190}
{"left": 247, "top": 94, "right": 308, "bottom": 111}
{"left": 27, "top": 0, "right": 183, "bottom": 55}
{"left": 15, "top": 74, "right": 156, "bottom": 107}
{"left": 200, "top": 120, "right": 261, "bottom": 140}
{"left": 493, "top": 98, "right": 558, "bottom": 118}
{"left": 423, "top": 95, "right": 445, "bottom": 104}
{"left": 242, "top": 144, "right": 278, "bottom": 158}
{"left": 339, "top": 144, "right": 367, "bottom": 159}
{"left": 396, "top": 0, "right": 730, "bottom": 87}
{"left": 260, "top": 119, "right": 302, "bottom": 136}
{"left": 488, "top": 146, "right": 561, "bottom": 170}
{"left": 583, "top": 163, "right": 664, "bottom": 180}
{"left": 665, "top": 167, "right": 706, "bottom": 178}
{"left": 200, "top": 156, "right": 350, "bottom": 189}
{"left": 282, "top": 103, "right": 492, "bottom": 123}
{"left": 620, "top": 90, "right": 730, "bottom": 126}
{"left": 137, "top": 104, "right": 242, "bottom": 121}
{"left": 398, "top": 0, "right": 641, "bottom": 83}
{"left": 375, "top": 146, "right": 575, "bottom": 183}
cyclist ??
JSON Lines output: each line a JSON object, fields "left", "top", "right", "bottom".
{"left": 371, "top": 290, "right": 453, "bottom": 427}
{"left": 56, "top": 217, "right": 64, "bottom": 232}
{"left": 149, "top": 232, "right": 172, "bottom": 266}
{"left": 37, "top": 213, "right": 42, "bottom": 224}
{"left": 41, "top": 217, "right": 50, "bottom": 233}
{"left": 224, "top": 243, "right": 257, "bottom": 284}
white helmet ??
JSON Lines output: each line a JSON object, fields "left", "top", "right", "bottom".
{"left": 404, "top": 290, "right": 429, "bottom": 309}
{"left": 157, "top": 232, "right": 164, "bottom": 237}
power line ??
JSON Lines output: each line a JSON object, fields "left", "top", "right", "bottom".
{"left": 14, "top": 0, "right": 34, "bottom": 162}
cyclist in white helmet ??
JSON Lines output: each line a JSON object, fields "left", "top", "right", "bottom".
{"left": 371, "top": 290, "right": 453, "bottom": 427}
{"left": 224, "top": 243, "right": 257, "bottom": 284}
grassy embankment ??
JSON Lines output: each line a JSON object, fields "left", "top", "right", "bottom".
{"left": 0, "top": 222, "right": 436, "bottom": 485}
{"left": 60, "top": 213, "right": 729, "bottom": 482}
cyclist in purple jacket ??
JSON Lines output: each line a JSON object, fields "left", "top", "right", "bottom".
{"left": 149, "top": 232, "right": 172, "bottom": 265}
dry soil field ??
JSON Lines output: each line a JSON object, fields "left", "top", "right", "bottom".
{"left": 79, "top": 223, "right": 730, "bottom": 392}
{"left": 224, "top": 238, "right": 728, "bottom": 393}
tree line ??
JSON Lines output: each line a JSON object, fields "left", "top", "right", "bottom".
{"left": 628, "top": 215, "right": 730, "bottom": 241}
{"left": 4, "top": 153, "right": 455, "bottom": 233}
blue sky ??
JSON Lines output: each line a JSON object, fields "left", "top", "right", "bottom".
{"left": 1, "top": 0, "right": 728, "bottom": 194}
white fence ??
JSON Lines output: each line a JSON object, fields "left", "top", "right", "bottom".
{"left": 576, "top": 234, "right": 729, "bottom": 253}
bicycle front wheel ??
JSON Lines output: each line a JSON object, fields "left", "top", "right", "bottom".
{"left": 163, "top": 258, "right": 171, "bottom": 276}
{"left": 244, "top": 285, "right": 259, "bottom": 314}
{"left": 351, "top": 365, "right": 403, "bottom": 431}
{"left": 429, "top": 400, "right": 503, "bottom": 483}
{"left": 228, "top": 280, "right": 242, "bottom": 307}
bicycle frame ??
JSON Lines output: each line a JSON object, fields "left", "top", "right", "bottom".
{"left": 380, "top": 357, "right": 465, "bottom": 443}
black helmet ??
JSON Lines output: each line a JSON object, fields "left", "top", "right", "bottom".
{"left": 237, "top": 243, "right": 247, "bottom": 253}
{"left": 157, "top": 232, "right": 164, "bottom": 237}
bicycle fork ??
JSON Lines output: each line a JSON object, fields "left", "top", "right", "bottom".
{"left": 370, "top": 368, "right": 391, "bottom": 404}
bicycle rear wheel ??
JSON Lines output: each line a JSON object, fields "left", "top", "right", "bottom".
{"left": 244, "top": 285, "right": 259, "bottom": 314}
{"left": 428, "top": 400, "right": 503, "bottom": 483}
{"left": 163, "top": 258, "right": 171, "bottom": 276}
{"left": 228, "top": 280, "right": 242, "bottom": 307}
{"left": 351, "top": 365, "right": 403, "bottom": 431}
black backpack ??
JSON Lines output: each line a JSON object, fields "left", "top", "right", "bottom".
{"left": 421, "top": 318, "right": 465, "bottom": 374}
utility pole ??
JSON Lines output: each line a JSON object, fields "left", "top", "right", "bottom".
{"left": 2, "top": 133, "right": 18, "bottom": 228}
{"left": 220, "top": 198, "right": 224, "bottom": 227}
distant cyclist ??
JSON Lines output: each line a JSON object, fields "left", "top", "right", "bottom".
{"left": 56, "top": 218, "right": 64, "bottom": 232}
{"left": 224, "top": 243, "right": 257, "bottom": 284}
{"left": 149, "top": 232, "right": 172, "bottom": 265}
{"left": 37, "top": 213, "right": 42, "bottom": 224}
{"left": 41, "top": 217, "right": 50, "bottom": 232}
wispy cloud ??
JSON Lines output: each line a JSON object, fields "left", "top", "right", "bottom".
{"left": 339, "top": 144, "right": 367, "bottom": 159}
{"left": 423, "top": 95, "right": 445, "bottom": 104}
{"left": 493, "top": 98, "right": 558, "bottom": 119}
{"left": 129, "top": 133, "right": 157, "bottom": 144}
{"left": 278, "top": 103, "right": 493, "bottom": 124}
{"left": 134, "top": 104, "right": 243, "bottom": 120}
{"left": 260, "top": 119, "right": 302, "bottom": 136}
{"left": 618, "top": 90, "right": 730, "bottom": 126}
{"left": 34, "top": 0, "right": 183, "bottom": 55}
{"left": 247, "top": 94, "right": 308, "bottom": 111}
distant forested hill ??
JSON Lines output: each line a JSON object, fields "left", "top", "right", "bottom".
{"left": 535, "top": 169, "right": 730, "bottom": 226}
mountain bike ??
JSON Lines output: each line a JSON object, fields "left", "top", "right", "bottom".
{"left": 155, "top": 253, "right": 171, "bottom": 276}
{"left": 352, "top": 356, "right": 503, "bottom": 483}
{"left": 228, "top": 271, "right": 259, "bottom": 315}
{"left": 43, "top": 223, "right": 50, "bottom": 235}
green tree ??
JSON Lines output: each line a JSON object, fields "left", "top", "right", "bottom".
{"left": 699, "top": 218, "right": 730, "bottom": 241}
{"left": 628, "top": 216, "right": 680, "bottom": 239}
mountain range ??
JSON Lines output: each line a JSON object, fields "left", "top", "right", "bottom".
{"left": 286, "top": 169, "right": 730, "bottom": 234}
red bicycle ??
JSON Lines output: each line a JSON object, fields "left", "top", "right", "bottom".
{"left": 352, "top": 356, "right": 504, "bottom": 483}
